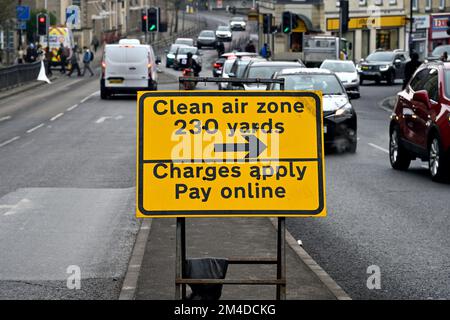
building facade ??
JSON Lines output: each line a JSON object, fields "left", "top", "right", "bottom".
{"left": 324, "top": 0, "right": 407, "bottom": 61}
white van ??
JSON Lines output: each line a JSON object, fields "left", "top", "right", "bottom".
{"left": 100, "top": 39, "right": 160, "bottom": 99}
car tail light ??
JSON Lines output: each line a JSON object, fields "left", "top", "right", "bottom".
{"left": 101, "top": 61, "right": 106, "bottom": 77}
{"left": 213, "top": 63, "right": 222, "bottom": 69}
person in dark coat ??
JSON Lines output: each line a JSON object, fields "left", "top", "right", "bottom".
{"left": 245, "top": 40, "right": 256, "bottom": 53}
{"left": 403, "top": 52, "right": 421, "bottom": 89}
{"left": 68, "top": 45, "right": 81, "bottom": 77}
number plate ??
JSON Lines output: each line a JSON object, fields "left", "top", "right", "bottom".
{"left": 109, "top": 79, "right": 123, "bottom": 84}
{"left": 181, "top": 59, "right": 187, "bottom": 65}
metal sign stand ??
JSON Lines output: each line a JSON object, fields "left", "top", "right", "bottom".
{"left": 174, "top": 77, "right": 287, "bottom": 300}
{"left": 175, "top": 217, "right": 286, "bottom": 300}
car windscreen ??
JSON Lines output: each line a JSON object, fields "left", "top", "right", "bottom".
{"left": 432, "top": 45, "right": 450, "bottom": 57}
{"left": 199, "top": 31, "right": 214, "bottom": 37}
{"left": 248, "top": 65, "right": 299, "bottom": 79}
{"left": 178, "top": 47, "right": 197, "bottom": 55}
{"left": 366, "top": 52, "right": 395, "bottom": 62}
{"left": 218, "top": 26, "right": 229, "bottom": 31}
{"left": 276, "top": 74, "right": 345, "bottom": 94}
{"left": 232, "top": 17, "right": 244, "bottom": 21}
{"left": 444, "top": 71, "right": 450, "bottom": 98}
{"left": 175, "top": 39, "right": 193, "bottom": 46}
{"left": 321, "top": 62, "right": 355, "bottom": 73}
{"left": 223, "top": 60, "right": 235, "bottom": 74}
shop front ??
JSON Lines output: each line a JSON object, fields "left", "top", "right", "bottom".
{"left": 410, "top": 15, "right": 429, "bottom": 61}
{"left": 326, "top": 15, "right": 406, "bottom": 61}
{"left": 429, "top": 14, "right": 450, "bottom": 52}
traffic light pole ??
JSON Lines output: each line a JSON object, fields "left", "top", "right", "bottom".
{"left": 409, "top": 0, "right": 414, "bottom": 53}
{"left": 338, "top": 2, "right": 342, "bottom": 59}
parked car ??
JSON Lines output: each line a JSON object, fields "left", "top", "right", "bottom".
{"left": 269, "top": 68, "right": 357, "bottom": 153}
{"left": 241, "top": 61, "right": 305, "bottom": 90}
{"left": 196, "top": 30, "right": 217, "bottom": 49}
{"left": 357, "top": 50, "right": 409, "bottom": 85}
{"left": 216, "top": 25, "right": 232, "bottom": 42}
{"left": 100, "top": 40, "right": 159, "bottom": 99}
{"left": 173, "top": 46, "right": 202, "bottom": 70}
{"left": 165, "top": 43, "right": 187, "bottom": 68}
{"left": 230, "top": 16, "right": 246, "bottom": 31}
{"left": 174, "top": 38, "right": 194, "bottom": 47}
{"left": 425, "top": 44, "right": 450, "bottom": 62}
{"left": 227, "top": 56, "right": 267, "bottom": 89}
{"left": 320, "top": 59, "right": 360, "bottom": 98}
{"left": 389, "top": 62, "right": 450, "bottom": 181}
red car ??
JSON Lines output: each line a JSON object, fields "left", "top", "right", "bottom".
{"left": 390, "top": 62, "right": 450, "bottom": 181}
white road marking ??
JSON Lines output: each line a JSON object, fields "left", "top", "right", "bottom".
{"left": 67, "top": 104, "right": 79, "bottom": 111}
{"left": 379, "top": 105, "right": 393, "bottom": 113}
{"left": 50, "top": 113, "right": 64, "bottom": 121}
{"left": 96, "top": 115, "right": 124, "bottom": 124}
{"left": 96, "top": 116, "right": 108, "bottom": 124}
{"left": 0, "top": 116, "right": 12, "bottom": 122}
{"left": 3, "top": 198, "right": 31, "bottom": 216}
{"left": 80, "top": 91, "right": 99, "bottom": 104}
{"left": 0, "top": 136, "right": 20, "bottom": 148}
{"left": 26, "top": 123, "right": 45, "bottom": 134}
{"left": 368, "top": 143, "right": 389, "bottom": 154}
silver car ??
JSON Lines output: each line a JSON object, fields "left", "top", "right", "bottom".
{"left": 197, "top": 30, "right": 217, "bottom": 49}
{"left": 320, "top": 60, "right": 360, "bottom": 98}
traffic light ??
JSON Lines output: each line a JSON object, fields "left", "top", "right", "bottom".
{"left": 37, "top": 13, "right": 48, "bottom": 36}
{"left": 282, "top": 11, "right": 292, "bottom": 34}
{"left": 263, "top": 13, "right": 272, "bottom": 34}
{"left": 147, "top": 7, "right": 159, "bottom": 32}
{"left": 446, "top": 18, "right": 450, "bottom": 35}
{"left": 340, "top": 0, "right": 350, "bottom": 33}
{"left": 141, "top": 10, "right": 148, "bottom": 32}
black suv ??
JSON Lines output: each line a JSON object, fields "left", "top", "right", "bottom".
{"left": 358, "top": 50, "right": 409, "bottom": 85}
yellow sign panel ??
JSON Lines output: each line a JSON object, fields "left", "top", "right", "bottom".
{"left": 137, "top": 91, "right": 326, "bottom": 218}
{"left": 327, "top": 15, "right": 406, "bottom": 31}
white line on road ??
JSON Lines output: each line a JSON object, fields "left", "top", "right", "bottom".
{"left": 67, "top": 104, "right": 79, "bottom": 111}
{"left": 26, "top": 123, "right": 45, "bottom": 134}
{"left": 80, "top": 91, "right": 99, "bottom": 104}
{"left": 0, "top": 116, "right": 12, "bottom": 122}
{"left": 96, "top": 116, "right": 108, "bottom": 124}
{"left": 0, "top": 136, "right": 20, "bottom": 148}
{"left": 50, "top": 113, "right": 64, "bottom": 121}
{"left": 368, "top": 143, "right": 389, "bottom": 154}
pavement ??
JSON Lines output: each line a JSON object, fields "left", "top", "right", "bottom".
{"left": 132, "top": 217, "right": 349, "bottom": 300}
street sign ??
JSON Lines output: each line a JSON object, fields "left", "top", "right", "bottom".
{"left": 137, "top": 91, "right": 326, "bottom": 218}
{"left": 16, "top": 21, "right": 27, "bottom": 31}
{"left": 66, "top": 5, "right": 81, "bottom": 29}
{"left": 16, "top": 5, "right": 30, "bottom": 21}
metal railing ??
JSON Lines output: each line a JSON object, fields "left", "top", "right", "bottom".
{"left": 0, "top": 61, "right": 42, "bottom": 91}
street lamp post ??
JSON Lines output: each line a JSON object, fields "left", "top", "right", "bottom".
{"left": 409, "top": 0, "right": 414, "bottom": 53}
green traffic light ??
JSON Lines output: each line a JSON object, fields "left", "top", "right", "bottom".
{"left": 284, "top": 27, "right": 290, "bottom": 33}
{"left": 149, "top": 24, "right": 156, "bottom": 31}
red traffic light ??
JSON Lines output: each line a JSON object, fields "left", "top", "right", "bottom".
{"left": 39, "top": 17, "right": 46, "bottom": 23}
{"left": 143, "top": 15, "right": 147, "bottom": 20}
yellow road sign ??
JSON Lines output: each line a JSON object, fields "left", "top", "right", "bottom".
{"left": 137, "top": 91, "right": 326, "bottom": 218}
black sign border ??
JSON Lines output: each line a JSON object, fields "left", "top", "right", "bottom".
{"left": 138, "top": 91, "right": 325, "bottom": 217}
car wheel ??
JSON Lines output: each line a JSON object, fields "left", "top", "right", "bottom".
{"left": 390, "top": 127, "right": 411, "bottom": 170}
{"left": 360, "top": 78, "right": 364, "bottom": 86}
{"left": 429, "top": 135, "right": 449, "bottom": 182}
{"left": 197, "top": 44, "right": 202, "bottom": 49}
{"left": 348, "top": 136, "right": 357, "bottom": 153}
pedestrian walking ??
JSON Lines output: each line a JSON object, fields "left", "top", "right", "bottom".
{"left": 57, "top": 43, "right": 67, "bottom": 74}
{"left": 259, "top": 43, "right": 271, "bottom": 58}
{"left": 67, "top": 45, "right": 81, "bottom": 77}
{"left": 44, "top": 47, "right": 53, "bottom": 77}
{"left": 245, "top": 40, "right": 256, "bottom": 53}
{"left": 81, "top": 46, "right": 95, "bottom": 77}
{"left": 25, "top": 43, "right": 38, "bottom": 63}
{"left": 91, "top": 36, "right": 100, "bottom": 53}
{"left": 216, "top": 41, "right": 225, "bottom": 57}
{"left": 17, "top": 46, "right": 25, "bottom": 64}
{"left": 403, "top": 52, "right": 421, "bottom": 90}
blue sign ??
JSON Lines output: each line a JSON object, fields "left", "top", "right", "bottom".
{"left": 66, "top": 5, "right": 81, "bottom": 29}
{"left": 16, "top": 5, "right": 30, "bottom": 21}
{"left": 16, "top": 21, "right": 27, "bottom": 30}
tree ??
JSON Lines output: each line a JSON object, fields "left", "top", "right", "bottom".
{"left": 0, "top": 0, "right": 14, "bottom": 29}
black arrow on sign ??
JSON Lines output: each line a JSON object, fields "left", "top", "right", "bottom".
{"left": 214, "top": 135, "right": 267, "bottom": 158}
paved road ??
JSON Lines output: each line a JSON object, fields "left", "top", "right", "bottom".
{"left": 287, "top": 81, "right": 450, "bottom": 300}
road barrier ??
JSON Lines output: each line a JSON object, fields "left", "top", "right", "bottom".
{"left": 0, "top": 61, "right": 42, "bottom": 91}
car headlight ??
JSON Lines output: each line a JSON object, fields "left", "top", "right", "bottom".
{"left": 167, "top": 54, "right": 175, "bottom": 59}
{"left": 379, "top": 65, "right": 389, "bottom": 72}
{"left": 334, "top": 103, "right": 353, "bottom": 118}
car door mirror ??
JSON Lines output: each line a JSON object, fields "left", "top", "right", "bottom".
{"left": 412, "top": 90, "right": 431, "bottom": 108}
